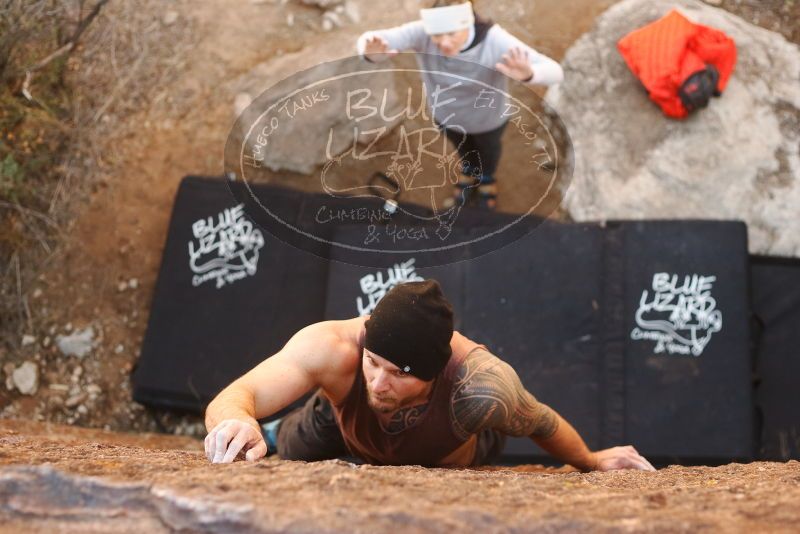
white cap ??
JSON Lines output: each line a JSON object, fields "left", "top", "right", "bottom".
{"left": 419, "top": 2, "right": 474, "bottom": 35}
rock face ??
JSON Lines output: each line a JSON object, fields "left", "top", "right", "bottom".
{"left": 233, "top": 56, "right": 404, "bottom": 175}
{"left": 546, "top": 0, "right": 800, "bottom": 257}
{"left": 229, "top": 4, "right": 421, "bottom": 176}
{"left": 2, "top": 420, "right": 800, "bottom": 532}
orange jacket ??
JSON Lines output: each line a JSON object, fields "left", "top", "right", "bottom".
{"left": 617, "top": 9, "right": 737, "bottom": 118}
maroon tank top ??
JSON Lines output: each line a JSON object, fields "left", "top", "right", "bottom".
{"left": 333, "top": 331, "right": 486, "bottom": 467}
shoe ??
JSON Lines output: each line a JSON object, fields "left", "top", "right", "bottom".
{"left": 443, "top": 174, "right": 480, "bottom": 209}
{"left": 476, "top": 174, "right": 497, "bottom": 210}
{"left": 261, "top": 418, "right": 282, "bottom": 454}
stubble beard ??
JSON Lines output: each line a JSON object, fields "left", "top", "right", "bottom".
{"left": 367, "top": 391, "right": 399, "bottom": 414}
{"left": 364, "top": 377, "right": 401, "bottom": 414}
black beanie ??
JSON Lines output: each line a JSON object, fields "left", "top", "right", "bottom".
{"left": 364, "top": 280, "right": 454, "bottom": 381}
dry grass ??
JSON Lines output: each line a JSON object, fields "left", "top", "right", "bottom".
{"left": 0, "top": 0, "right": 195, "bottom": 351}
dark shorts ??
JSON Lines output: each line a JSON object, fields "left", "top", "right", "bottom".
{"left": 272, "top": 390, "right": 507, "bottom": 466}
{"left": 439, "top": 121, "right": 509, "bottom": 179}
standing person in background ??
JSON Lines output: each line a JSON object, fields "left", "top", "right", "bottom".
{"left": 356, "top": 0, "right": 563, "bottom": 210}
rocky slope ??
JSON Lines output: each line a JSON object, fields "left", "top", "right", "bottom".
{"left": 2, "top": 420, "right": 799, "bottom": 533}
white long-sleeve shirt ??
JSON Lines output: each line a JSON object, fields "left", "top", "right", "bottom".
{"left": 356, "top": 20, "right": 564, "bottom": 133}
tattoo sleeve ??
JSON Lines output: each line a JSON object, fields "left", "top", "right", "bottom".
{"left": 450, "top": 349, "right": 559, "bottom": 440}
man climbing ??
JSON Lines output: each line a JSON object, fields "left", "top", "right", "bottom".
{"left": 204, "top": 280, "right": 655, "bottom": 471}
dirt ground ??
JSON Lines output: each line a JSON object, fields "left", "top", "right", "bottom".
{"left": 1, "top": 420, "right": 800, "bottom": 532}
{"left": 1, "top": 0, "right": 799, "bottom": 442}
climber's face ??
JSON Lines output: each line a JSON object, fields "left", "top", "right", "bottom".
{"left": 430, "top": 29, "right": 471, "bottom": 56}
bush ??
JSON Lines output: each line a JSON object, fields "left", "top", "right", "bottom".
{"left": 0, "top": 0, "right": 107, "bottom": 341}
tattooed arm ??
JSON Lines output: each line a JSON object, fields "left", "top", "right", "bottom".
{"left": 450, "top": 350, "right": 655, "bottom": 471}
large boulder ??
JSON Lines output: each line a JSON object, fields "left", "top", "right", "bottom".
{"left": 546, "top": 0, "right": 800, "bottom": 257}
{"left": 231, "top": 53, "right": 404, "bottom": 176}
{"left": 228, "top": 3, "right": 421, "bottom": 176}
